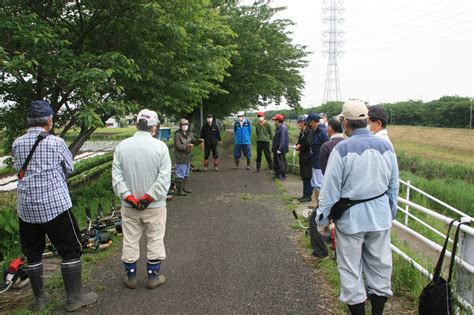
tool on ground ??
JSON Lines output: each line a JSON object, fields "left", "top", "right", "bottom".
{"left": 0, "top": 258, "right": 29, "bottom": 294}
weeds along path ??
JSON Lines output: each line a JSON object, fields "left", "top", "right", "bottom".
{"left": 82, "top": 131, "right": 325, "bottom": 314}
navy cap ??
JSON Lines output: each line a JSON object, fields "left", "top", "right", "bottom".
{"left": 305, "top": 112, "right": 320, "bottom": 123}
{"left": 27, "top": 100, "right": 54, "bottom": 118}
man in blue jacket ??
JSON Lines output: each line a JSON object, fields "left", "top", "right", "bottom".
{"left": 306, "top": 113, "right": 329, "bottom": 209}
{"left": 233, "top": 111, "right": 252, "bottom": 170}
{"left": 316, "top": 100, "right": 399, "bottom": 315}
{"left": 272, "top": 114, "right": 289, "bottom": 180}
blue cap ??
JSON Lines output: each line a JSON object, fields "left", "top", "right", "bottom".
{"left": 27, "top": 100, "right": 54, "bottom": 118}
{"left": 305, "top": 112, "right": 320, "bottom": 123}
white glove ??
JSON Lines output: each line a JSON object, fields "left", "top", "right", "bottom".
{"left": 277, "top": 149, "right": 281, "bottom": 154}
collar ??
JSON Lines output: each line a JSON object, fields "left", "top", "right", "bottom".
{"left": 134, "top": 131, "right": 153, "bottom": 137}
{"left": 330, "top": 133, "right": 344, "bottom": 139}
{"left": 28, "top": 127, "right": 48, "bottom": 133}
{"left": 351, "top": 128, "right": 372, "bottom": 136}
{"left": 374, "top": 129, "right": 388, "bottom": 136}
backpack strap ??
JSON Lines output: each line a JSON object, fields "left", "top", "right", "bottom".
{"left": 17, "top": 132, "right": 49, "bottom": 180}
{"left": 432, "top": 219, "right": 459, "bottom": 283}
{"left": 447, "top": 221, "right": 470, "bottom": 284}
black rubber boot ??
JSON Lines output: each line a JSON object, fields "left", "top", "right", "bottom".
{"left": 176, "top": 180, "right": 187, "bottom": 196}
{"left": 233, "top": 158, "right": 239, "bottom": 170}
{"left": 28, "top": 263, "right": 50, "bottom": 311}
{"left": 183, "top": 178, "right": 192, "bottom": 193}
{"left": 348, "top": 303, "right": 365, "bottom": 315}
{"left": 370, "top": 295, "right": 387, "bottom": 315}
{"left": 246, "top": 159, "right": 251, "bottom": 170}
{"left": 61, "top": 260, "right": 97, "bottom": 312}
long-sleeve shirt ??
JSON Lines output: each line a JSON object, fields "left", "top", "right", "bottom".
{"left": 13, "top": 127, "right": 74, "bottom": 223}
{"left": 316, "top": 128, "right": 399, "bottom": 234}
{"left": 310, "top": 124, "right": 329, "bottom": 169}
{"left": 272, "top": 123, "right": 289, "bottom": 153}
{"left": 319, "top": 133, "right": 344, "bottom": 175}
{"left": 200, "top": 123, "right": 221, "bottom": 146}
{"left": 112, "top": 131, "right": 171, "bottom": 209}
{"left": 174, "top": 130, "right": 200, "bottom": 164}
{"left": 255, "top": 121, "right": 273, "bottom": 142}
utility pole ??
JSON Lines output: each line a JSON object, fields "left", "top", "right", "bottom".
{"left": 322, "top": 0, "right": 344, "bottom": 104}
{"left": 470, "top": 98, "right": 473, "bottom": 129}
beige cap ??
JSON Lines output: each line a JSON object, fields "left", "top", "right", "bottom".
{"left": 137, "top": 109, "right": 159, "bottom": 126}
{"left": 340, "top": 100, "right": 368, "bottom": 120}
{"left": 180, "top": 118, "right": 189, "bottom": 125}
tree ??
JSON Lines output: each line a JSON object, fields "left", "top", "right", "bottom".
{"left": 0, "top": 0, "right": 235, "bottom": 155}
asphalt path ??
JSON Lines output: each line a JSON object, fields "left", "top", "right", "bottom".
{"left": 78, "top": 133, "right": 322, "bottom": 314}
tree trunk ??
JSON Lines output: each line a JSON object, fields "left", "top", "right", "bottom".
{"left": 68, "top": 127, "right": 96, "bottom": 158}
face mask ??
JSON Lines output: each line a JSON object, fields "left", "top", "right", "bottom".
{"left": 207, "top": 118, "right": 213, "bottom": 124}
{"left": 239, "top": 117, "right": 244, "bottom": 122}
{"left": 366, "top": 124, "right": 373, "bottom": 132}
{"left": 258, "top": 117, "right": 264, "bottom": 122}
{"left": 182, "top": 125, "right": 189, "bottom": 132}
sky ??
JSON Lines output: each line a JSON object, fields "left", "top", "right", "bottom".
{"left": 246, "top": 0, "right": 473, "bottom": 109}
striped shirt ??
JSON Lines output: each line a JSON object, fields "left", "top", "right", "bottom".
{"left": 13, "top": 127, "right": 74, "bottom": 223}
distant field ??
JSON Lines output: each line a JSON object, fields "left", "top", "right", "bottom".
{"left": 388, "top": 125, "right": 474, "bottom": 168}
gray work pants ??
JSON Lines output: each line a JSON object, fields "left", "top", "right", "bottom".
{"left": 336, "top": 226, "right": 393, "bottom": 305}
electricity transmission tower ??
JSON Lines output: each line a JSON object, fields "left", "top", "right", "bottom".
{"left": 322, "top": 0, "right": 344, "bottom": 103}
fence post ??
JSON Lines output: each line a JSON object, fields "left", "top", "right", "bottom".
{"left": 404, "top": 180, "right": 411, "bottom": 226}
{"left": 458, "top": 228, "right": 474, "bottom": 310}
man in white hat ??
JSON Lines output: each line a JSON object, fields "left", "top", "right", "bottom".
{"left": 316, "top": 100, "right": 399, "bottom": 315}
{"left": 112, "top": 109, "right": 171, "bottom": 290}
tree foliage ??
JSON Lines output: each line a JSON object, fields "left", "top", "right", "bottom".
{"left": 0, "top": 0, "right": 308, "bottom": 155}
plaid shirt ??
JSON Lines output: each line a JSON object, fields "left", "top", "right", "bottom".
{"left": 13, "top": 127, "right": 74, "bottom": 223}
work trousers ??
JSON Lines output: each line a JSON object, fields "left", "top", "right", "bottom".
{"left": 303, "top": 178, "right": 313, "bottom": 197}
{"left": 273, "top": 153, "right": 288, "bottom": 178}
{"left": 204, "top": 143, "right": 218, "bottom": 161}
{"left": 336, "top": 226, "right": 393, "bottom": 305}
{"left": 256, "top": 141, "right": 272, "bottom": 170}
{"left": 19, "top": 209, "right": 82, "bottom": 264}
{"left": 121, "top": 206, "right": 167, "bottom": 263}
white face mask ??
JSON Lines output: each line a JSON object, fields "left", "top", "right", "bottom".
{"left": 258, "top": 117, "right": 264, "bottom": 122}
{"left": 367, "top": 124, "right": 375, "bottom": 133}
{"left": 239, "top": 117, "right": 244, "bottom": 122}
{"left": 182, "top": 125, "right": 189, "bottom": 132}
{"left": 207, "top": 118, "right": 213, "bottom": 124}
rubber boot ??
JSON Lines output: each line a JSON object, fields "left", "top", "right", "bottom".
{"left": 28, "top": 263, "right": 50, "bottom": 311}
{"left": 246, "top": 159, "right": 251, "bottom": 170}
{"left": 183, "top": 178, "right": 192, "bottom": 193}
{"left": 370, "top": 295, "right": 387, "bottom": 315}
{"left": 176, "top": 180, "right": 187, "bottom": 196}
{"left": 255, "top": 162, "right": 261, "bottom": 173}
{"left": 146, "top": 261, "right": 166, "bottom": 289}
{"left": 124, "top": 262, "right": 137, "bottom": 289}
{"left": 233, "top": 158, "right": 239, "bottom": 170}
{"left": 214, "top": 159, "right": 219, "bottom": 172}
{"left": 348, "top": 303, "right": 365, "bottom": 315}
{"left": 203, "top": 160, "right": 209, "bottom": 172}
{"left": 61, "top": 260, "right": 97, "bottom": 312}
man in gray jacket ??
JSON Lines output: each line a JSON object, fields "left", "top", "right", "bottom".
{"left": 112, "top": 109, "right": 172, "bottom": 290}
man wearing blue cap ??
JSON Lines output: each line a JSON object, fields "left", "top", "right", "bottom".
{"left": 13, "top": 100, "right": 97, "bottom": 311}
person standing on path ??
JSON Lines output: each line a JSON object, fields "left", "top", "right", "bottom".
{"left": 306, "top": 113, "right": 329, "bottom": 209}
{"left": 368, "top": 105, "right": 393, "bottom": 149}
{"left": 200, "top": 114, "right": 222, "bottom": 172}
{"left": 254, "top": 111, "right": 273, "bottom": 173}
{"left": 233, "top": 111, "right": 252, "bottom": 170}
{"left": 271, "top": 114, "right": 289, "bottom": 180}
{"left": 13, "top": 100, "right": 97, "bottom": 312}
{"left": 174, "top": 118, "right": 202, "bottom": 196}
{"left": 295, "top": 114, "right": 312, "bottom": 202}
{"left": 320, "top": 116, "right": 344, "bottom": 175}
{"left": 316, "top": 100, "right": 399, "bottom": 315}
{"left": 112, "top": 109, "right": 171, "bottom": 290}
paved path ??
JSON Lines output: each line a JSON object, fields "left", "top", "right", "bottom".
{"left": 79, "top": 133, "right": 323, "bottom": 314}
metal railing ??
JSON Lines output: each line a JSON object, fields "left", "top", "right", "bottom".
{"left": 395, "top": 180, "right": 473, "bottom": 312}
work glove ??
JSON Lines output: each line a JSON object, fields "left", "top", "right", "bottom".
{"left": 277, "top": 149, "right": 282, "bottom": 154}
{"left": 138, "top": 194, "right": 155, "bottom": 210}
{"left": 124, "top": 195, "right": 141, "bottom": 210}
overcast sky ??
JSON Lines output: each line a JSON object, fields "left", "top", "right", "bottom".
{"left": 247, "top": 0, "right": 473, "bottom": 109}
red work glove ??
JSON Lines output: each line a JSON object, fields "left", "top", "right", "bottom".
{"left": 138, "top": 194, "right": 155, "bottom": 210}
{"left": 124, "top": 195, "right": 140, "bottom": 209}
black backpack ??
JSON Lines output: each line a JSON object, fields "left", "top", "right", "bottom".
{"left": 419, "top": 219, "right": 468, "bottom": 315}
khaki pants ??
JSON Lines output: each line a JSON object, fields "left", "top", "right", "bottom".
{"left": 121, "top": 206, "right": 167, "bottom": 263}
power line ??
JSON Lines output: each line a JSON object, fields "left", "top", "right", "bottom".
{"left": 346, "top": 28, "right": 472, "bottom": 53}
